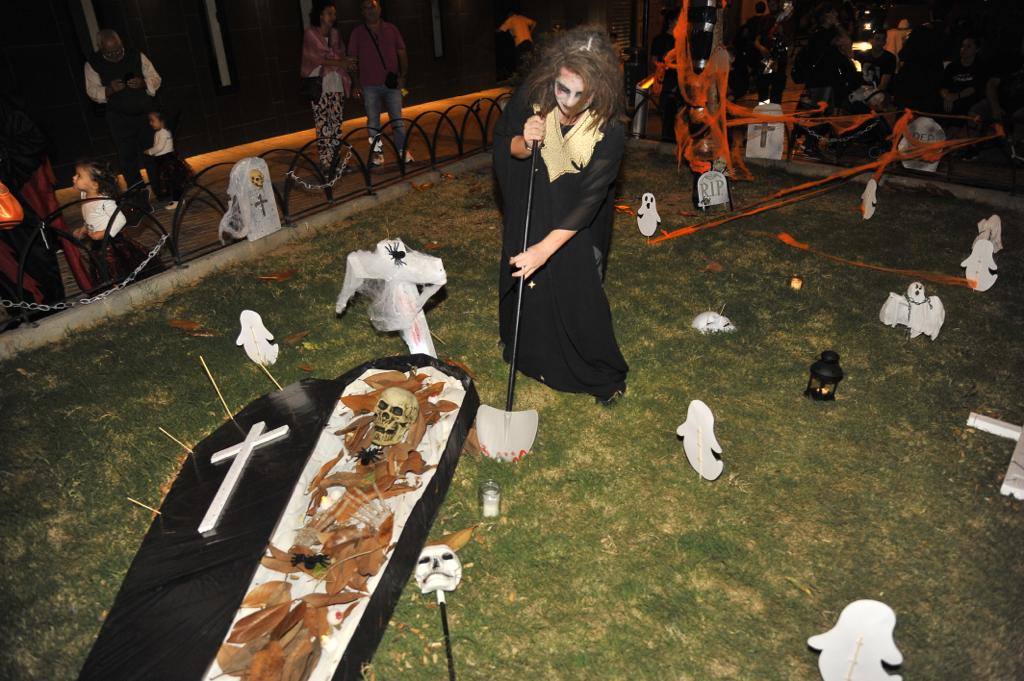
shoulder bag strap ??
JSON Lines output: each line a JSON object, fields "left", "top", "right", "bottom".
{"left": 363, "top": 23, "right": 389, "bottom": 71}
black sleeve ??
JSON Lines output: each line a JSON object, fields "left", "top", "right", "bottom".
{"left": 492, "top": 88, "right": 530, "bottom": 195}
{"left": 551, "top": 122, "right": 624, "bottom": 232}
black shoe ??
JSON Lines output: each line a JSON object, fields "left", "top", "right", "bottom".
{"left": 595, "top": 387, "right": 626, "bottom": 407}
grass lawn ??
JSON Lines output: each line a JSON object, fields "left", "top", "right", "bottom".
{"left": 1, "top": 145, "right": 1022, "bottom": 680}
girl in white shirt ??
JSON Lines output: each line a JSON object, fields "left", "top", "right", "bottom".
{"left": 144, "top": 111, "right": 193, "bottom": 209}
{"left": 72, "top": 160, "right": 126, "bottom": 239}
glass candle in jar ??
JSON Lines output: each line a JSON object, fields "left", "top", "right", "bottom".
{"left": 479, "top": 480, "right": 501, "bottom": 518}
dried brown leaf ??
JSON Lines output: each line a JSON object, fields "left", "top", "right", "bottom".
{"left": 260, "top": 556, "right": 300, "bottom": 574}
{"left": 248, "top": 641, "right": 285, "bottom": 681}
{"left": 362, "top": 371, "right": 412, "bottom": 389}
{"left": 701, "top": 261, "right": 724, "bottom": 273}
{"left": 282, "top": 330, "right": 310, "bottom": 346}
{"left": 302, "top": 606, "right": 330, "bottom": 638}
{"left": 217, "top": 642, "right": 257, "bottom": 675}
{"left": 300, "top": 591, "right": 366, "bottom": 608}
{"left": 308, "top": 453, "right": 343, "bottom": 493}
{"left": 341, "top": 391, "right": 381, "bottom": 415}
{"left": 168, "top": 318, "right": 201, "bottom": 330}
{"left": 271, "top": 602, "right": 308, "bottom": 639}
{"left": 428, "top": 524, "right": 478, "bottom": 551}
{"left": 228, "top": 602, "right": 292, "bottom": 644}
{"left": 298, "top": 363, "right": 316, "bottom": 373}
{"left": 258, "top": 268, "right": 297, "bottom": 282}
{"left": 281, "top": 633, "right": 316, "bottom": 681}
{"left": 241, "top": 580, "right": 292, "bottom": 608}
{"left": 462, "top": 426, "right": 483, "bottom": 458}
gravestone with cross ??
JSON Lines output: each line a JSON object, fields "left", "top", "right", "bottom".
{"left": 967, "top": 411, "right": 1024, "bottom": 500}
{"left": 218, "top": 157, "right": 282, "bottom": 242}
{"left": 745, "top": 102, "right": 785, "bottom": 160}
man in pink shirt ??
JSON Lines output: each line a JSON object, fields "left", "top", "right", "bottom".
{"left": 348, "top": 0, "right": 411, "bottom": 165}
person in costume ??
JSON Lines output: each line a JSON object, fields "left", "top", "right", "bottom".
{"left": 493, "top": 27, "right": 628, "bottom": 405}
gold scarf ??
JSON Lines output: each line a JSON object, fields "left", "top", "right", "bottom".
{"left": 540, "top": 108, "right": 604, "bottom": 182}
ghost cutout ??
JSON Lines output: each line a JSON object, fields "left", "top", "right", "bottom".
{"left": 676, "top": 400, "right": 723, "bottom": 481}
{"left": 974, "top": 214, "right": 1002, "bottom": 253}
{"left": 414, "top": 544, "right": 462, "bottom": 595}
{"left": 879, "top": 282, "right": 945, "bottom": 340}
{"left": 691, "top": 311, "right": 736, "bottom": 334}
{"left": 960, "top": 239, "right": 998, "bottom": 292}
{"left": 807, "top": 600, "right": 903, "bottom": 681}
{"left": 218, "top": 157, "right": 282, "bottom": 243}
{"left": 861, "top": 178, "right": 878, "bottom": 220}
{"left": 236, "top": 310, "right": 279, "bottom": 365}
{"left": 335, "top": 237, "right": 447, "bottom": 357}
{"left": 637, "top": 192, "right": 661, "bottom": 237}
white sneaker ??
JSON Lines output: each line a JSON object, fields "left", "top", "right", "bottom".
{"left": 403, "top": 150, "right": 415, "bottom": 163}
{"left": 164, "top": 201, "right": 178, "bottom": 210}
{"left": 371, "top": 153, "right": 385, "bottom": 167}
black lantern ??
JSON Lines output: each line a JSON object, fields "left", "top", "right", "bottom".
{"left": 804, "top": 350, "right": 843, "bottom": 401}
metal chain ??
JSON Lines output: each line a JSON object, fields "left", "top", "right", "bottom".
{"left": 1, "top": 234, "right": 169, "bottom": 312}
{"left": 285, "top": 144, "right": 355, "bottom": 191}
{"left": 800, "top": 118, "right": 883, "bottom": 146}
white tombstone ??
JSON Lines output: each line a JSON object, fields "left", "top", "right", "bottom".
{"left": 807, "top": 600, "right": 902, "bottom": 681}
{"left": 879, "top": 282, "right": 945, "bottom": 340}
{"left": 696, "top": 170, "right": 730, "bottom": 210}
{"left": 966, "top": 412, "right": 1024, "bottom": 500}
{"left": 335, "top": 237, "right": 447, "bottom": 357}
{"left": 898, "top": 117, "right": 945, "bottom": 173}
{"left": 960, "top": 240, "right": 998, "bottom": 292}
{"left": 637, "top": 192, "right": 661, "bottom": 237}
{"left": 236, "top": 310, "right": 279, "bottom": 365}
{"left": 975, "top": 214, "right": 1002, "bottom": 253}
{"left": 745, "top": 102, "right": 785, "bottom": 160}
{"left": 218, "top": 157, "right": 282, "bottom": 243}
{"left": 676, "top": 399, "right": 723, "bottom": 481}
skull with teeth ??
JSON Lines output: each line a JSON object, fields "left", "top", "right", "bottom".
{"left": 249, "top": 169, "right": 265, "bottom": 189}
{"left": 371, "top": 386, "right": 419, "bottom": 447}
{"left": 414, "top": 544, "right": 462, "bottom": 594}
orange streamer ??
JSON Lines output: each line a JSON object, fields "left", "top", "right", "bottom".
{"left": 773, "top": 232, "right": 974, "bottom": 288}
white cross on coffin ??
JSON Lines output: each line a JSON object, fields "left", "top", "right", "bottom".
{"left": 198, "top": 421, "right": 290, "bottom": 534}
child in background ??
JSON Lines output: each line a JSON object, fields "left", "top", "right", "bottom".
{"left": 144, "top": 111, "right": 193, "bottom": 210}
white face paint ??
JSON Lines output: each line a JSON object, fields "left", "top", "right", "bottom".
{"left": 553, "top": 67, "right": 590, "bottom": 120}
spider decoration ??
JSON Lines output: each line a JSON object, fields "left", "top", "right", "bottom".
{"left": 291, "top": 552, "right": 331, "bottom": 569}
{"left": 356, "top": 445, "right": 384, "bottom": 465}
{"left": 385, "top": 242, "right": 406, "bottom": 266}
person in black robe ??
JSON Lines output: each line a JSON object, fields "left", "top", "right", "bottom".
{"left": 493, "top": 27, "right": 628, "bottom": 405}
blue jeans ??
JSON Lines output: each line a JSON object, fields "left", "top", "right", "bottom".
{"left": 362, "top": 85, "right": 406, "bottom": 156}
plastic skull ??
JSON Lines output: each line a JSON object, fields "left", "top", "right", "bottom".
{"left": 414, "top": 544, "right": 462, "bottom": 594}
{"left": 371, "top": 386, "right": 419, "bottom": 446}
{"left": 249, "top": 169, "right": 264, "bottom": 189}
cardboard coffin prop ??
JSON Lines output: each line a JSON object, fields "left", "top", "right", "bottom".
{"left": 78, "top": 355, "right": 478, "bottom": 681}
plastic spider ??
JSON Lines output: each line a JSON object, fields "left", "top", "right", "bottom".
{"left": 291, "top": 552, "right": 331, "bottom": 569}
{"left": 356, "top": 445, "right": 384, "bottom": 465}
{"left": 385, "top": 242, "right": 406, "bottom": 266}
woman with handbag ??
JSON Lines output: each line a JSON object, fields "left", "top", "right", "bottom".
{"left": 301, "top": 1, "right": 356, "bottom": 172}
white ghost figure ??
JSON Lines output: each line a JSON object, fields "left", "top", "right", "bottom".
{"left": 218, "top": 157, "right": 282, "bottom": 243}
{"left": 637, "top": 192, "right": 661, "bottom": 237}
{"left": 236, "top": 310, "right": 279, "bottom": 365}
{"left": 335, "top": 237, "right": 446, "bottom": 357}
{"left": 960, "top": 239, "right": 998, "bottom": 292}
{"left": 676, "top": 399, "right": 723, "bottom": 481}
{"left": 414, "top": 544, "right": 462, "bottom": 595}
{"left": 879, "top": 281, "right": 945, "bottom": 340}
{"left": 975, "top": 214, "right": 1002, "bottom": 253}
{"left": 691, "top": 311, "right": 737, "bottom": 334}
{"left": 807, "top": 600, "right": 903, "bottom": 681}
{"left": 861, "top": 178, "right": 878, "bottom": 220}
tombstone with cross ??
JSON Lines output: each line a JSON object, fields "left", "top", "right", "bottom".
{"left": 966, "top": 412, "right": 1024, "bottom": 500}
{"left": 217, "top": 157, "right": 283, "bottom": 243}
{"left": 745, "top": 102, "right": 786, "bottom": 160}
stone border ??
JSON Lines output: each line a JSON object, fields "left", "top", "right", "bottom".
{"left": 0, "top": 154, "right": 492, "bottom": 360}
{"left": 635, "top": 138, "right": 1022, "bottom": 211}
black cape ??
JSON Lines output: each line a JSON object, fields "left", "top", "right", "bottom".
{"left": 493, "top": 89, "right": 628, "bottom": 399}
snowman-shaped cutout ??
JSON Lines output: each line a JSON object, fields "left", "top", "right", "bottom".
{"left": 236, "top": 309, "right": 279, "bottom": 365}
{"left": 676, "top": 399, "right": 723, "bottom": 480}
{"left": 808, "top": 600, "right": 902, "bottom": 681}
{"left": 961, "top": 239, "right": 997, "bottom": 292}
{"left": 637, "top": 192, "right": 661, "bottom": 237}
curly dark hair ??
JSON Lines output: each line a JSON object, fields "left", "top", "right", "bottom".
{"left": 522, "top": 26, "right": 624, "bottom": 131}
{"left": 309, "top": 0, "right": 335, "bottom": 28}
{"left": 76, "top": 159, "right": 120, "bottom": 198}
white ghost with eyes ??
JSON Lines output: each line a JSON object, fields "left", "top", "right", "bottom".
{"left": 676, "top": 399, "right": 723, "bottom": 481}
{"left": 879, "top": 282, "right": 944, "bottom": 340}
{"left": 807, "top": 600, "right": 903, "bottom": 681}
{"left": 960, "top": 239, "right": 997, "bottom": 292}
{"left": 414, "top": 544, "right": 462, "bottom": 594}
{"left": 236, "top": 309, "right": 279, "bottom": 365}
{"left": 637, "top": 192, "right": 661, "bottom": 237}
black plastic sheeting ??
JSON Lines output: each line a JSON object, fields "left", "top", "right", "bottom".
{"left": 78, "top": 355, "right": 478, "bottom": 681}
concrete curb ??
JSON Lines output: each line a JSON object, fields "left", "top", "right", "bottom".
{"left": 631, "top": 137, "right": 1022, "bottom": 210}
{"left": 0, "top": 153, "right": 492, "bottom": 360}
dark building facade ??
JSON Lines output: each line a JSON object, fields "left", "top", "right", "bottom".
{"left": 1, "top": 0, "right": 497, "bottom": 181}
